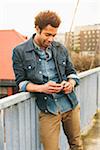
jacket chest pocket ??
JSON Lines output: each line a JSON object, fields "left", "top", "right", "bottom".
{"left": 24, "top": 60, "right": 36, "bottom": 80}
{"left": 57, "top": 58, "right": 66, "bottom": 75}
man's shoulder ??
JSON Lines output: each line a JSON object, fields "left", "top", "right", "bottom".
{"left": 52, "top": 41, "right": 68, "bottom": 53}
{"left": 13, "top": 39, "right": 29, "bottom": 51}
{"left": 52, "top": 41, "right": 63, "bottom": 47}
{"left": 13, "top": 37, "right": 33, "bottom": 53}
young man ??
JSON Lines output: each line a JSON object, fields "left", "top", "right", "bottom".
{"left": 12, "top": 11, "right": 83, "bottom": 150}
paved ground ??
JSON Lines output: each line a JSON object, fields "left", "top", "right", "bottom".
{"left": 82, "top": 110, "right": 100, "bottom": 150}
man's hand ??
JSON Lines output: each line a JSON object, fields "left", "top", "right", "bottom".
{"left": 61, "top": 80, "right": 76, "bottom": 94}
{"left": 41, "top": 80, "right": 63, "bottom": 94}
{"left": 26, "top": 80, "right": 75, "bottom": 94}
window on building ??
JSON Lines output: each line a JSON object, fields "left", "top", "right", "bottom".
{"left": 88, "top": 31, "right": 91, "bottom": 34}
{"left": 92, "top": 30, "right": 95, "bottom": 34}
{"left": 84, "top": 31, "right": 86, "bottom": 34}
{"left": 85, "top": 35, "right": 88, "bottom": 38}
{"left": 89, "top": 43, "right": 92, "bottom": 46}
{"left": 96, "top": 30, "right": 100, "bottom": 33}
{"left": 93, "top": 43, "right": 95, "bottom": 46}
{"left": 92, "top": 39, "right": 95, "bottom": 42}
{"left": 92, "top": 34, "right": 95, "bottom": 38}
{"left": 89, "top": 35, "right": 92, "bottom": 38}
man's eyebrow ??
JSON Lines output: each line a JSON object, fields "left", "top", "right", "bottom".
{"left": 45, "top": 33, "right": 56, "bottom": 36}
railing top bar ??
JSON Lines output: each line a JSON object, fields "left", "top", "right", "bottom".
{"left": 78, "top": 67, "right": 100, "bottom": 79}
{"left": 0, "top": 92, "right": 31, "bottom": 110}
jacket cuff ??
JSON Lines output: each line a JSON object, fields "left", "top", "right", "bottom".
{"left": 67, "top": 74, "right": 80, "bottom": 86}
{"left": 19, "top": 81, "right": 30, "bottom": 92}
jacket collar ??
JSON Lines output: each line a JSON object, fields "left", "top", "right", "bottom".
{"left": 25, "top": 33, "right": 59, "bottom": 56}
{"left": 25, "top": 34, "right": 36, "bottom": 52}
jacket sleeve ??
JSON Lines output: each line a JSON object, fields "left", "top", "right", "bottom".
{"left": 63, "top": 46, "right": 80, "bottom": 86}
{"left": 12, "top": 47, "right": 30, "bottom": 89}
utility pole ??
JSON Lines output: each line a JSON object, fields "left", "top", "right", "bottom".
{"left": 66, "top": 0, "right": 80, "bottom": 56}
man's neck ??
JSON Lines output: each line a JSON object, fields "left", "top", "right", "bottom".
{"left": 33, "top": 34, "right": 46, "bottom": 50}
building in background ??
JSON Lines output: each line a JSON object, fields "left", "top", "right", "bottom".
{"left": 0, "top": 30, "right": 27, "bottom": 98}
{"left": 74, "top": 24, "right": 100, "bottom": 55}
{"left": 55, "top": 33, "right": 66, "bottom": 45}
{"left": 65, "top": 32, "right": 74, "bottom": 51}
{"left": 56, "top": 24, "right": 100, "bottom": 56}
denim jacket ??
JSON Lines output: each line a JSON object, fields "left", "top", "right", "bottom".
{"left": 12, "top": 34, "right": 79, "bottom": 114}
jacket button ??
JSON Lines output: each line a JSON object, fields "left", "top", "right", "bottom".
{"left": 39, "top": 59, "right": 41, "bottom": 61}
{"left": 63, "top": 62, "right": 65, "bottom": 65}
{"left": 28, "top": 66, "right": 32, "bottom": 69}
{"left": 45, "top": 110, "right": 48, "bottom": 113}
{"left": 55, "top": 99, "right": 57, "bottom": 102}
{"left": 44, "top": 96, "right": 47, "bottom": 100}
{"left": 39, "top": 71, "right": 42, "bottom": 74}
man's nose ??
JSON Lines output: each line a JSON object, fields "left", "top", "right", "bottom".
{"left": 48, "top": 36, "right": 54, "bottom": 42}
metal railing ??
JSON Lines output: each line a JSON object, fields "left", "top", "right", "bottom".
{"left": 0, "top": 67, "right": 100, "bottom": 150}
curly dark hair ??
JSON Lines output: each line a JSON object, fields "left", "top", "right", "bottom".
{"left": 34, "top": 10, "right": 61, "bottom": 30}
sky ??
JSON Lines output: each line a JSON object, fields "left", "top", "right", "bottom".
{"left": 0, "top": 0, "right": 99, "bottom": 37}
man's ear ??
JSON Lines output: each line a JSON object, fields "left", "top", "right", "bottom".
{"left": 36, "top": 26, "right": 41, "bottom": 34}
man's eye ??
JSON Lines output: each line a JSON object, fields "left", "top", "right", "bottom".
{"left": 45, "top": 34, "right": 50, "bottom": 36}
{"left": 45, "top": 34, "right": 56, "bottom": 37}
{"left": 53, "top": 35, "right": 56, "bottom": 37}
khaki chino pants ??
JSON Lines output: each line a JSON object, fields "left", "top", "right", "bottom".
{"left": 39, "top": 105, "right": 83, "bottom": 150}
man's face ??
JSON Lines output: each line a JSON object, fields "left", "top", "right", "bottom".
{"left": 36, "top": 25, "right": 58, "bottom": 48}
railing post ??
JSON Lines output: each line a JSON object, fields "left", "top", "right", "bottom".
{"left": 0, "top": 110, "right": 4, "bottom": 150}
{"left": 97, "top": 72, "right": 100, "bottom": 110}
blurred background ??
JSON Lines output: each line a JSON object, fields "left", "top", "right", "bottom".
{"left": 0, "top": 0, "right": 100, "bottom": 95}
